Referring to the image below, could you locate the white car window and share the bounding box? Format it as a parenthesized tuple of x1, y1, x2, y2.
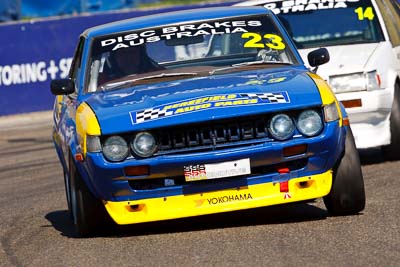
(276, 0, 385, 49)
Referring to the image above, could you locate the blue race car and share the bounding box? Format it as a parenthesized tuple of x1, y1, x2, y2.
(51, 6, 365, 236)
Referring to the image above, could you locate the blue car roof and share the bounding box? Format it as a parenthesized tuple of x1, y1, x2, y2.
(84, 6, 272, 38)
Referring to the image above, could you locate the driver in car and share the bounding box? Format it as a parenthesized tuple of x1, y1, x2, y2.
(98, 45, 164, 85)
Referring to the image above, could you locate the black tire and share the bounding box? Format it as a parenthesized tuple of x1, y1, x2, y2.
(382, 83, 400, 160)
(323, 128, 365, 215)
(69, 156, 113, 237)
(63, 171, 72, 218)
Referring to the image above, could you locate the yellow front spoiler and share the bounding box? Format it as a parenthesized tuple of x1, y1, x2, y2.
(105, 171, 332, 225)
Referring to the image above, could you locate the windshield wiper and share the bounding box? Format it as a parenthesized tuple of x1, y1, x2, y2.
(101, 72, 198, 91)
(210, 60, 293, 75)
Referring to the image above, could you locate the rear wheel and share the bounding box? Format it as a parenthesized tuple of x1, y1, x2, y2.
(69, 156, 113, 237)
(323, 128, 365, 215)
(383, 83, 400, 160)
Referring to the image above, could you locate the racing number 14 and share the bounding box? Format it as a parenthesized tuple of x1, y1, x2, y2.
(242, 33, 286, 50)
(355, 7, 375, 21)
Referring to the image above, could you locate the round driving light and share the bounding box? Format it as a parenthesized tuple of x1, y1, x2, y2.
(131, 132, 157, 158)
(297, 110, 323, 137)
(102, 136, 129, 162)
(269, 114, 295, 140)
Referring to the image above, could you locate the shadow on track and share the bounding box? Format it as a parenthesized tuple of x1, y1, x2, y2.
(45, 202, 329, 238)
(358, 148, 388, 166)
(44, 211, 78, 238)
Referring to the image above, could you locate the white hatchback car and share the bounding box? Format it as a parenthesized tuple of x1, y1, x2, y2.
(237, 0, 400, 158)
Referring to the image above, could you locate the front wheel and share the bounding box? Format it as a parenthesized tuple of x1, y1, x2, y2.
(382, 83, 400, 160)
(69, 156, 113, 237)
(323, 128, 365, 215)
(63, 171, 72, 218)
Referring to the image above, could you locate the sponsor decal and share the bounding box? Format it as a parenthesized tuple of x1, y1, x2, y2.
(207, 193, 253, 205)
(195, 193, 253, 207)
(0, 58, 72, 87)
(184, 164, 207, 181)
(184, 159, 250, 181)
(130, 92, 290, 124)
(244, 77, 287, 85)
(263, 0, 360, 15)
(99, 20, 263, 51)
(194, 199, 206, 207)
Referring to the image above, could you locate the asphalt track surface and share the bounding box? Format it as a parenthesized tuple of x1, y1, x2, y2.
(0, 112, 399, 267)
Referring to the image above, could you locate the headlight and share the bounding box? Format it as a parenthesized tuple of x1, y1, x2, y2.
(103, 136, 129, 162)
(365, 71, 381, 91)
(324, 102, 340, 122)
(131, 132, 158, 158)
(329, 72, 365, 93)
(268, 114, 295, 140)
(297, 110, 323, 137)
(329, 71, 381, 93)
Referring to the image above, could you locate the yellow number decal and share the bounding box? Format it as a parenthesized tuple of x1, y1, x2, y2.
(268, 77, 287, 84)
(355, 7, 375, 21)
(242, 33, 286, 50)
(242, 33, 265, 48)
(264, 34, 286, 50)
(355, 7, 363, 20)
(364, 7, 375, 20)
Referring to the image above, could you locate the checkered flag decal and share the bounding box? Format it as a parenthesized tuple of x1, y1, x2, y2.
(135, 108, 173, 123)
(240, 93, 288, 103)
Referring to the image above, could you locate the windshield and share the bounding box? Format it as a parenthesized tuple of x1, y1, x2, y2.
(272, 0, 385, 49)
(86, 15, 298, 92)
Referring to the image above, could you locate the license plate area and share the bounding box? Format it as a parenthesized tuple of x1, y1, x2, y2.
(184, 158, 251, 182)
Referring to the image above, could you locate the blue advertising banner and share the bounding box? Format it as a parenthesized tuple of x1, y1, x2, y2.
(21, 0, 138, 18)
(0, 2, 239, 116)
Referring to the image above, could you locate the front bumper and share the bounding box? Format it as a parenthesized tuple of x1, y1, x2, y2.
(105, 170, 332, 225)
(336, 89, 392, 148)
(75, 121, 346, 225)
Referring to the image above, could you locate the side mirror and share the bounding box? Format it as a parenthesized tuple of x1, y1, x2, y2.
(50, 79, 75, 95)
(307, 48, 330, 67)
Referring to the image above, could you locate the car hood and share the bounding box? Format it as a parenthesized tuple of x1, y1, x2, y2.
(85, 67, 323, 135)
(299, 43, 380, 80)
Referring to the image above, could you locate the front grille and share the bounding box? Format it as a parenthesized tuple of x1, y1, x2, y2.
(101, 108, 323, 159)
(156, 115, 274, 154)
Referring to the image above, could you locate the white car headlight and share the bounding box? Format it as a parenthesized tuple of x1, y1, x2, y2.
(131, 132, 158, 158)
(365, 71, 381, 91)
(103, 136, 129, 162)
(329, 71, 381, 93)
(268, 114, 295, 140)
(297, 110, 323, 137)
